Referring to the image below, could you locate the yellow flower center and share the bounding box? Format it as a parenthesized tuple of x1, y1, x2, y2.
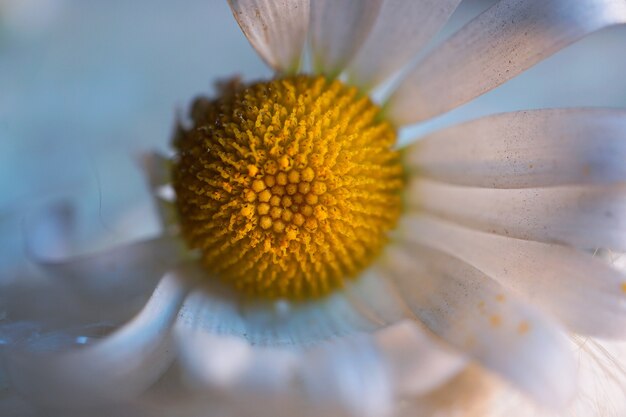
(172, 75, 404, 299)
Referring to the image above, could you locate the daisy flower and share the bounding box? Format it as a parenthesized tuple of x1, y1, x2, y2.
(2, 0, 626, 416)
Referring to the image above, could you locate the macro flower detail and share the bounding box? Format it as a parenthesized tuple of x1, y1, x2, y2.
(2, 1, 626, 417)
(173, 75, 403, 298)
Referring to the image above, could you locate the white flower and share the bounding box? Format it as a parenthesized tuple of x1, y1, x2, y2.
(2, 1, 626, 417)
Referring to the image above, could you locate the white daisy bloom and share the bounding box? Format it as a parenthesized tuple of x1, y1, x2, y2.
(2, 1, 626, 417)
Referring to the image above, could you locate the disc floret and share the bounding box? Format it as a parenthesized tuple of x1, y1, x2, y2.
(173, 75, 404, 299)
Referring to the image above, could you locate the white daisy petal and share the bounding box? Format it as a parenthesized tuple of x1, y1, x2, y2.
(175, 264, 388, 349)
(406, 109, 626, 188)
(410, 179, 626, 251)
(347, 0, 462, 90)
(371, 320, 466, 397)
(3, 272, 187, 408)
(137, 151, 177, 230)
(387, 0, 626, 125)
(35, 235, 185, 306)
(380, 244, 576, 408)
(299, 334, 393, 417)
(175, 328, 298, 393)
(173, 266, 468, 416)
(403, 214, 626, 338)
(309, 0, 383, 78)
(24, 202, 76, 259)
(138, 151, 170, 193)
(228, 0, 310, 73)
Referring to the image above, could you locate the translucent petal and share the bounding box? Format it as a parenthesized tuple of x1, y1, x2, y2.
(137, 151, 177, 231)
(298, 334, 393, 417)
(347, 0, 461, 90)
(35, 235, 186, 307)
(380, 244, 575, 408)
(173, 270, 463, 415)
(23, 202, 75, 259)
(410, 178, 626, 251)
(175, 328, 299, 393)
(3, 273, 187, 408)
(387, 0, 626, 125)
(175, 265, 390, 348)
(371, 320, 466, 397)
(228, 0, 309, 72)
(309, 0, 382, 78)
(405, 109, 626, 188)
(137, 151, 170, 193)
(403, 214, 626, 338)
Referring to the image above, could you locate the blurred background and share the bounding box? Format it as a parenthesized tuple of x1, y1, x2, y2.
(1, 0, 626, 270)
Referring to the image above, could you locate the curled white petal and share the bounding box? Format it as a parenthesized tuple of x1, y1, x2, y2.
(371, 320, 466, 397)
(406, 109, 626, 188)
(403, 214, 626, 338)
(137, 151, 177, 231)
(175, 265, 389, 349)
(34, 235, 186, 307)
(309, 0, 382, 78)
(228, 0, 310, 72)
(348, 0, 461, 90)
(3, 272, 187, 408)
(174, 269, 464, 416)
(410, 178, 626, 251)
(298, 334, 393, 417)
(381, 244, 576, 408)
(176, 327, 298, 393)
(387, 0, 626, 124)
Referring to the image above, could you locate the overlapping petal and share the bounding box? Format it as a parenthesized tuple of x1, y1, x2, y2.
(347, 0, 461, 90)
(3, 272, 187, 408)
(34, 236, 185, 307)
(228, 0, 310, 72)
(309, 0, 382, 78)
(380, 244, 576, 408)
(387, 0, 626, 124)
(403, 214, 626, 338)
(405, 109, 626, 188)
(410, 179, 626, 251)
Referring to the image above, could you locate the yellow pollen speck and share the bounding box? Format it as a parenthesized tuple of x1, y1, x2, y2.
(298, 182, 310, 194)
(259, 189, 272, 203)
(276, 172, 288, 186)
(257, 203, 270, 215)
(244, 189, 256, 202)
(252, 179, 265, 193)
(312, 181, 327, 195)
(490, 315, 502, 327)
(264, 160, 278, 175)
(279, 155, 291, 170)
(270, 195, 281, 207)
(302, 167, 315, 182)
(621, 282, 626, 294)
(293, 213, 305, 227)
(260, 216, 272, 230)
(265, 175, 276, 187)
(240, 204, 254, 218)
(288, 170, 300, 184)
(305, 194, 318, 205)
(518, 321, 531, 335)
(172, 75, 404, 299)
(270, 207, 282, 219)
(496, 294, 506, 302)
(247, 165, 259, 177)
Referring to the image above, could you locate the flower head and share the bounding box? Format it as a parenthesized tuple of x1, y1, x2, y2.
(172, 75, 404, 298)
(2, 1, 626, 417)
